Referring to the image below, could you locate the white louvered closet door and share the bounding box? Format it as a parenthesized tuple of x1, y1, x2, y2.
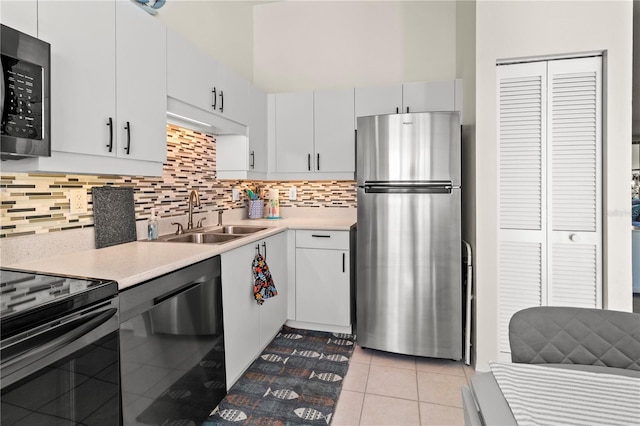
(497, 61, 547, 354)
(496, 57, 602, 358)
(548, 57, 602, 308)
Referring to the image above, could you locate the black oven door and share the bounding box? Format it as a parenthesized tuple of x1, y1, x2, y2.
(1, 299, 120, 426)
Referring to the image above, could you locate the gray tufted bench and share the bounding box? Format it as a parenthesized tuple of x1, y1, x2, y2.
(462, 307, 640, 425)
(509, 306, 640, 370)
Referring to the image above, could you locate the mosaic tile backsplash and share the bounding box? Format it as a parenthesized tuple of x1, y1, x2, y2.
(1, 125, 356, 238)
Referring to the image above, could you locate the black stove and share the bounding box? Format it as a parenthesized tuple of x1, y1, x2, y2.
(0, 268, 118, 338)
(0, 268, 121, 425)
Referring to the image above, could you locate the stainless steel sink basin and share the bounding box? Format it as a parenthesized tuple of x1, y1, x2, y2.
(214, 225, 268, 235)
(162, 233, 242, 244)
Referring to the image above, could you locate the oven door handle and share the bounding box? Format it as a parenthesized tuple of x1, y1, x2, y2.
(1, 306, 117, 374)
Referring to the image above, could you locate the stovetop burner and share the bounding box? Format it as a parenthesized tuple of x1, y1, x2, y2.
(0, 268, 117, 338)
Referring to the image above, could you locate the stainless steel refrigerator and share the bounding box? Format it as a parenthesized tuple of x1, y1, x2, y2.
(356, 111, 462, 360)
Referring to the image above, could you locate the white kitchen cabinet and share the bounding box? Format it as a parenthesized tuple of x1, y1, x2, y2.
(217, 62, 249, 126)
(257, 232, 288, 347)
(402, 80, 455, 113)
(248, 84, 268, 175)
(1, 0, 38, 37)
(354, 84, 403, 118)
(273, 89, 355, 177)
(3, 0, 166, 176)
(167, 29, 248, 126)
(221, 232, 288, 388)
(167, 29, 218, 116)
(115, 0, 167, 163)
(314, 88, 355, 173)
(355, 80, 462, 123)
(274, 91, 315, 173)
(293, 230, 351, 332)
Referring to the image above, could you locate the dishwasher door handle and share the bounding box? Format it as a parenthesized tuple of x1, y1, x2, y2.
(153, 278, 207, 305)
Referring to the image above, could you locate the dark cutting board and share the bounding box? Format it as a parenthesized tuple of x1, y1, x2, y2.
(92, 186, 137, 249)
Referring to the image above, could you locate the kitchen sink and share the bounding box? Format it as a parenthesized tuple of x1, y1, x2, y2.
(214, 225, 268, 235)
(162, 233, 243, 244)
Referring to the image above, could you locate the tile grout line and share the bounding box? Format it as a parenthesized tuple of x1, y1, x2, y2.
(357, 362, 372, 425)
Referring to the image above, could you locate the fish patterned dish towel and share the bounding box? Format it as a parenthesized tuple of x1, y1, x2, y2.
(253, 254, 277, 305)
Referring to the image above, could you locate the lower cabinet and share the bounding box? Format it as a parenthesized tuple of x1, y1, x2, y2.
(293, 230, 351, 332)
(221, 231, 287, 388)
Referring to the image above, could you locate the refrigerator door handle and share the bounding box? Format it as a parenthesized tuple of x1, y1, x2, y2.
(363, 183, 453, 194)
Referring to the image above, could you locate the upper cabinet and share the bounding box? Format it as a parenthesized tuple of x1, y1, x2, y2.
(354, 84, 403, 118)
(115, 0, 167, 164)
(217, 62, 249, 126)
(167, 30, 248, 126)
(167, 30, 218, 115)
(1, 0, 38, 37)
(272, 89, 355, 178)
(313, 88, 355, 173)
(248, 85, 268, 175)
(2, 0, 167, 176)
(274, 91, 314, 173)
(402, 80, 456, 113)
(355, 79, 462, 125)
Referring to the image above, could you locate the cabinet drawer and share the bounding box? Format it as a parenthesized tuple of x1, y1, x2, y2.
(296, 230, 349, 250)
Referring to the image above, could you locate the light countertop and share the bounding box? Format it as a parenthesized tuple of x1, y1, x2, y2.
(6, 214, 356, 290)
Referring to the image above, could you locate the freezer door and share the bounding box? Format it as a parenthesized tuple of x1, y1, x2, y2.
(356, 112, 461, 186)
(356, 188, 462, 359)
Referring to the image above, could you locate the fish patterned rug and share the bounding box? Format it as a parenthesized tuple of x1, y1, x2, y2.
(203, 325, 355, 425)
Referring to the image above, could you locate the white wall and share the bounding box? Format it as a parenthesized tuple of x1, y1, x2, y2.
(253, 1, 457, 93)
(474, 0, 633, 370)
(156, 0, 261, 81)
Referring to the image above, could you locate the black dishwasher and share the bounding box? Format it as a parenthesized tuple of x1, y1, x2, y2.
(119, 256, 225, 426)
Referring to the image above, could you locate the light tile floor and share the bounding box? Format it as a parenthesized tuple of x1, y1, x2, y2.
(333, 345, 475, 426)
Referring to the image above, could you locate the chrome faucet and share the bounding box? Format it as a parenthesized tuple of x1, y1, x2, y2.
(187, 189, 201, 230)
(217, 209, 224, 226)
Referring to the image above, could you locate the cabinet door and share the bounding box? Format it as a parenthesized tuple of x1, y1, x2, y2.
(217, 62, 249, 125)
(249, 85, 268, 173)
(259, 233, 288, 347)
(354, 85, 402, 121)
(38, 1, 116, 157)
(1, 0, 38, 37)
(314, 88, 355, 173)
(275, 91, 314, 172)
(221, 243, 261, 388)
(295, 248, 350, 327)
(115, 0, 167, 162)
(402, 81, 455, 113)
(167, 28, 218, 113)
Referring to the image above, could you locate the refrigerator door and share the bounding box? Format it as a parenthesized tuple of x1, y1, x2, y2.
(356, 187, 462, 359)
(356, 112, 460, 186)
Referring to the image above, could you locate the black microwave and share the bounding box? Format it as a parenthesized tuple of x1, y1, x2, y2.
(0, 24, 50, 159)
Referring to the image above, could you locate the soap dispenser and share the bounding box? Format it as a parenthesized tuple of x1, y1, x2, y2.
(148, 208, 159, 240)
